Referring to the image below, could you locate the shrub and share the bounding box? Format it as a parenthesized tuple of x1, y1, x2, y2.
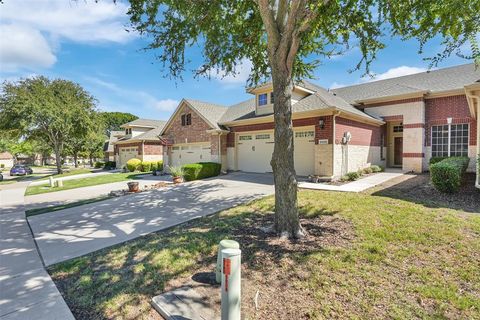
(140, 161, 153, 172)
(157, 160, 164, 171)
(182, 162, 221, 181)
(0, 164, 4, 169)
(168, 165, 185, 178)
(429, 157, 447, 165)
(103, 161, 116, 170)
(370, 165, 383, 173)
(345, 171, 360, 181)
(363, 167, 373, 174)
(430, 157, 469, 193)
(94, 161, 104, 169)
(126, 158, 142, 172)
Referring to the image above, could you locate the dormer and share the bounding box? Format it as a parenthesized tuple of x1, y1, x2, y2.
(247, 82, 314, 116)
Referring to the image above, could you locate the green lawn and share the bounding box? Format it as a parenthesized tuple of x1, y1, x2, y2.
(49, 178, 480, 319)
(38, 168, 93, 180)
(25, 172, 148, 196)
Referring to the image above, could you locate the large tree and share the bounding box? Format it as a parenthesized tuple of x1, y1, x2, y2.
(126, 0, 479, 238)
(99, 111, 138, 136)
(0, 77, 98, 174)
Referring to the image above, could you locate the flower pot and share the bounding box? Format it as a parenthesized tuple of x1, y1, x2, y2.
(127, 181, 140, 192)
(172, 176, 182, 184)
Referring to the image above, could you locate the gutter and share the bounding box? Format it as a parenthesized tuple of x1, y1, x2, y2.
(332, 111, 340, 178)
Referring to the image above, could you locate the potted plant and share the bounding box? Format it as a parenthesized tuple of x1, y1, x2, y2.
(127, 181, 140, 192)
(168, 165, 185, 184)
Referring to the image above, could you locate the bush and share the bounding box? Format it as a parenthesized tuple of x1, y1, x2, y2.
(157, 160, 164, 171)
(140, 161, 153, 172)
(370, 165, 383, 173)
(429, 157, 447, 165)
(126, 158, 142, 172)
(430, 157, 469, 193)
(344, 171, 360, 181)
(94, 161, 104, 169)
(0, 164, 4, 169)
(103, 161, 116, 170)
(182, 162, 221, 181)
(363, 167, 373, 174)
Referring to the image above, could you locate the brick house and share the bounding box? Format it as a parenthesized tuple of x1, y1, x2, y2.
(112, 119, 166, 169)
(155, 63, 479, 187)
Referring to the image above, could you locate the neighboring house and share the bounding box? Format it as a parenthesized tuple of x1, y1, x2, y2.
(158, 63, 479, 185)
(104, 130, 124, 162)
(0, 152, 14, 168)
(113, 119, 167, 169)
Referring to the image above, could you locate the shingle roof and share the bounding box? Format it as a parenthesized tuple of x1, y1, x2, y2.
(134, 125, 166, 141)
(332, 63, 480, 103)
(219, 98, 256, 123)
(122, 118, 166, 128)
(104, 130, 124, 152)
(0, 151, 13, 160)
(185, 99, 228, 129)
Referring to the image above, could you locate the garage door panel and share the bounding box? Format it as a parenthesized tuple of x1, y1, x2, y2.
(237, 132, 274, 173)
(171, 144, 211, 166)
(294, 129, 315, 176)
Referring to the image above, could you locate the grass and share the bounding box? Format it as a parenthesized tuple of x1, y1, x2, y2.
(25, 172, 148, 196)
(49, 184, 480, 319)
(38, 168, 93, 180)
(25, 195, 113, 217)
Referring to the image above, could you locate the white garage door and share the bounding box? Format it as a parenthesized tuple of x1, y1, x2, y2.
(119, 147, 138, 166)
(294, 128, 315, 176)
(236, 128, 315, 176)
(171, 144, 211, 166)
(237, 132, 274, 173)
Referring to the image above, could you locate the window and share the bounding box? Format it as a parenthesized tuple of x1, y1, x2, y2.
(431, 123, 468, 157)
(270, 92, 274, 104)
(181, 114, 191, 126)
(258, 93, 268, 106)
(239, 135, 252, 141)
(295, 131, 315, 138)
(255, 134, 270, 140)
(393, 125, 403, 133)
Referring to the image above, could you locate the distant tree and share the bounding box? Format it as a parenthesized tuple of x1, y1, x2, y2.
(0, 76, 97, 174)
(126, 0, 479, 238)
(99, 112, 138, 136)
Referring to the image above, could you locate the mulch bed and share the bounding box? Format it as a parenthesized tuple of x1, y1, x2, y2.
(165, 212, 355, 319)
(373, 173, 480, 213)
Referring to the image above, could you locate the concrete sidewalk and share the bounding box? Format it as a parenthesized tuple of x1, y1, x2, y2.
(28, 172, 274, 266)
(298, 171, 406, 192)
(25, 175, 171, 211)
(29, 169, 120, 186)
(0, 182, 74, 320)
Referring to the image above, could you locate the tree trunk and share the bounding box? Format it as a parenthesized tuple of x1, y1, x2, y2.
(89, 155, 93, 167)
(74, 152, 78, 168)
(270, 70, 303, 238)
(54, 146, 63, 174)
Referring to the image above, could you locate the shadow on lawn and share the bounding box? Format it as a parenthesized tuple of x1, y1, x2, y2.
(49, 201, 345, 319)
(372, 173, 480, 213)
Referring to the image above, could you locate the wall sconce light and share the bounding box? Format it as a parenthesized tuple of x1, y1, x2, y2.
(319, 119, 325, 129)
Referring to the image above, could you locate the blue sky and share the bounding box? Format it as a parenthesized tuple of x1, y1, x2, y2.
(0, 0, 473, 121)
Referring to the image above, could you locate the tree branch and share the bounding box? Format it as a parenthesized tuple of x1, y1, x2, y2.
(257, 0, 281, 52)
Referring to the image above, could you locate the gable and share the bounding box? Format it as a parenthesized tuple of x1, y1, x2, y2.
(162, 102, 213, 144)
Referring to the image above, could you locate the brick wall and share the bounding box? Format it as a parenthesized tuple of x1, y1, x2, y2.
(229, 116, 333, 145)
(163, 104, 212, 144)
(425, 95, 477, 146)
(143, 142, 163, 155)
(335, 117, 382, 146)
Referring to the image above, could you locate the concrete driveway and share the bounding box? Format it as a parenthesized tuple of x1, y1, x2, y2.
(28, 172, 274, 266)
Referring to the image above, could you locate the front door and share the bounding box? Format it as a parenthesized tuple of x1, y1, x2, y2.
(394, 137, 403, 166)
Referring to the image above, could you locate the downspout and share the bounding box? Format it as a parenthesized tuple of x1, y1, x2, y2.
(332, 111, 341, 178)
(141, 140, 145, 161)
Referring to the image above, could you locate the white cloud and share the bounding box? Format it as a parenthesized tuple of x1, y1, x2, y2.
(329, 82, 348, 89)
(154, 99, 179, 112)
(363, 66, 428, 82)
(213, 59, 253, 85)
(84, 76, 177, 113)
(0, 24, 56, 72)
(0, 0, 134, 72)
